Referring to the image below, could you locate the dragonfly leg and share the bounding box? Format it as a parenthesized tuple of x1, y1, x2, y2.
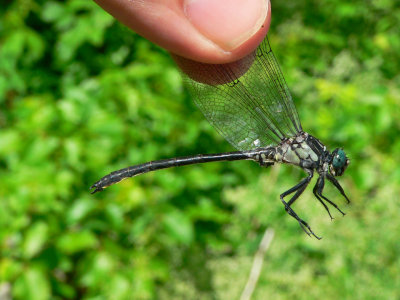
(313, 176, 345, 217)
(280, 170, 321, 239)
(313, 176, 334, 220)
(326, 173, 350, 204)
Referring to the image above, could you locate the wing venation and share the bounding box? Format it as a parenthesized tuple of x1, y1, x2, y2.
(180, 36, 302, 151)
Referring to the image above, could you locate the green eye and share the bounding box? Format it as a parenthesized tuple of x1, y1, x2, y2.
(333, 149, 346, 169)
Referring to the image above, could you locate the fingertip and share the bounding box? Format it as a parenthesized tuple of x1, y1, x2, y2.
(175, 0, 271, 64)
(172, 1, 270, 78)
(223, 1, 271, 63)
(184, 0, 269, 51)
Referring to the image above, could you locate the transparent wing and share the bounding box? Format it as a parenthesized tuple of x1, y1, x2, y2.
(179, 36, 302, 151)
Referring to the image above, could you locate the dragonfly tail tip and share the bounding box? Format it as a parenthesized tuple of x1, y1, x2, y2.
(90, 183, 103, 194)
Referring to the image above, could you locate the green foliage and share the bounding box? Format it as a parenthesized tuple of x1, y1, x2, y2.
(1, 0, 400, 299)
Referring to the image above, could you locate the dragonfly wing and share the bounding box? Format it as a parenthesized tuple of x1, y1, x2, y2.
(179, 36, 302, 151)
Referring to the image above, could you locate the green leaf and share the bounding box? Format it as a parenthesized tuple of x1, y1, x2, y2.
(66, 198, 96, 224)
(41, 2, 66, 22)
(22, 222, 49, 258)
(57, 231, 98, 254)
(163, 210, 194, 245)
(13, 266, 50, 300)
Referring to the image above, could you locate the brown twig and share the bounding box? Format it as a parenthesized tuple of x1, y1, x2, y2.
(240, 228, 275, 300)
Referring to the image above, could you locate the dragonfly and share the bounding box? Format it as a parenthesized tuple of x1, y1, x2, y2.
(90, 36, 350, 239)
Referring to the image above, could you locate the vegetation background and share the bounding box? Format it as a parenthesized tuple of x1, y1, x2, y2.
(1, 0, 400, 299)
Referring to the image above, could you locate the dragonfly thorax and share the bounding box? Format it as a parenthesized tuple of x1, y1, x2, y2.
(274, 132, 323, 170)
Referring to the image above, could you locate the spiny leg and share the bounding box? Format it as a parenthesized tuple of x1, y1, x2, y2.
(280, 170, 321, 239)
(284, 184, 321, 239)
(281, 182, 309, 233)
(315, 176, 346, 216)
(313, 177, 334, 220)
(313, 175, 346, 218)
(326, 173, 350, 204)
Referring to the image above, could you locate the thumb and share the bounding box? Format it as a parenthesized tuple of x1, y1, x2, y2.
(94, 0, 270, 64)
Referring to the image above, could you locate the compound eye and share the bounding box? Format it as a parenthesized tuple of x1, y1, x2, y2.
(332, 149, 346, 169)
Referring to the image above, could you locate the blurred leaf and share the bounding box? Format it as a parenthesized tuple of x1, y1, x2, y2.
(66, 198, 96, 225)
(41, 2, 66, 22)
(104, 203, 124, 229)
(22, 222, 49, 258)
(13, 267, 50, 300)
(163, 210, 194, 245)
(57, 231, 98, 254)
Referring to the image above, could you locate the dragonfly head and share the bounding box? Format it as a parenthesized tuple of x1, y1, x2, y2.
(329, 148, 350, 176)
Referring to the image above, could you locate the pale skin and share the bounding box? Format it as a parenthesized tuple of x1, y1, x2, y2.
(94, 0, 271, 65)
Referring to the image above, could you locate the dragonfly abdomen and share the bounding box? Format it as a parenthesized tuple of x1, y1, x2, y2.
(91, 151, 253, 193)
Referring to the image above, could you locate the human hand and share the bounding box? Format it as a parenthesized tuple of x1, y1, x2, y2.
(94, 0, 270, 64)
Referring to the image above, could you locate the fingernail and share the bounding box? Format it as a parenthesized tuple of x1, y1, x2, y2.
(184, 0, 268, 51)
